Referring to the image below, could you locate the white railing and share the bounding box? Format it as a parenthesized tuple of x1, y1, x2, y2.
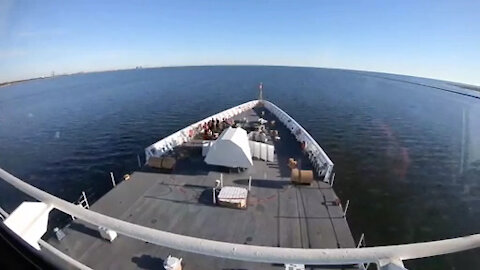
(1, 168, 479, 269)
(145, 99, 334, 182)
(263, 101, 334, 182)
(145, 100, 259, 161)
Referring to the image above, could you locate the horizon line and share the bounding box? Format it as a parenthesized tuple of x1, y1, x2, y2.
(1, 64, 479, 89)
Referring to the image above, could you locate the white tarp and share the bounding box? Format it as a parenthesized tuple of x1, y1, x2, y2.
(217, 186, 248, 203)
(205, 127, 253, 168)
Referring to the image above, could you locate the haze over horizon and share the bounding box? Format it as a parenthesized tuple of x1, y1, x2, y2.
(1, 1, 479, 86)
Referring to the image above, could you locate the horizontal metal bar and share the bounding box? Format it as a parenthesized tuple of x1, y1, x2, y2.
(1, 167, 479, 265)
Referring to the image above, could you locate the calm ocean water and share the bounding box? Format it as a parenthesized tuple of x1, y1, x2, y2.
(0, 66, 478, 269)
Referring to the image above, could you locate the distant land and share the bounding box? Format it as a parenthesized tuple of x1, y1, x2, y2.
(1, 66, 479, 94)
(0, 68, 141, 88)
(450, 82, 480, 92)
(0, 76, 49, 88)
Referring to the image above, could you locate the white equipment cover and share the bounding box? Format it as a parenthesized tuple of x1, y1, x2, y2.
(249, 141, 275, 162)
(4, 202, 52, 250)
(205, 127, 253, 168)
(202, 141, 214, 157)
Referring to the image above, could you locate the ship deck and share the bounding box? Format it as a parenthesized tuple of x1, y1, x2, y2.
(44, 107, 356, 270)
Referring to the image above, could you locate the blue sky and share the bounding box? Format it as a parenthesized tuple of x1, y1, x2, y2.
(1, 1, 479, 85)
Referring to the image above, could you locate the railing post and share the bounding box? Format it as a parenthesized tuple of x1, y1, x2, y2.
(220, 173, 223, 188)
(248, 176, 252, 191)
(110, 172, 116, 187)
(82, 191, 89, 209)
(137, 154, 142, 168)
(343, 200, 350, 217)
(212, 188, 216, 204)
(357, 233, 365, 248)
(330, 172, 336, 187)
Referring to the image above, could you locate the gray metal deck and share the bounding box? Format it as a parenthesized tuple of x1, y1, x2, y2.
(44, 107, 356, 270)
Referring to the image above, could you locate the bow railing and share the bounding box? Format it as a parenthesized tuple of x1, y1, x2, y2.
(0, 168, 479, 269)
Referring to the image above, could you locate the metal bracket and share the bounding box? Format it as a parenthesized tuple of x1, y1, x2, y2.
(378, 258, 408, 270)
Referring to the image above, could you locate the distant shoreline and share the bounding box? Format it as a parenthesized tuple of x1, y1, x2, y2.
(1, 66, 479, 92)
(449, 82, 480, 92)
(0, 77, 47, 88)
(0, 68, 137, 88)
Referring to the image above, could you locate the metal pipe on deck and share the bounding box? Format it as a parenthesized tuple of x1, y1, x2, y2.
(1, 167, 479, 266)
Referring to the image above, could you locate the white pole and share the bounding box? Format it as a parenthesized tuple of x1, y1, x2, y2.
(220, 173, 223, 188)
(212, 188, 216, 204)
(343, 200, 350, 217)
(110, 172, 116, 187)
(137, 154, 142, 168)
(248, 176, 252, 191)
(357, 233, 365, 248)
(330, 173, 336, 187)
(82, 191, 89, 209)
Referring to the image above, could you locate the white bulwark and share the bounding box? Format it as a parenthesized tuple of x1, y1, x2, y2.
(205, 127, 253, 168)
